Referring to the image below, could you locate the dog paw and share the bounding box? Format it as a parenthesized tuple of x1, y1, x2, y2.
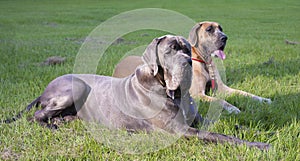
(262, 98, 272, 104)
(253, 96, 272, 104)
(229, 108, 241, 114)
(224, 103, 241, 114)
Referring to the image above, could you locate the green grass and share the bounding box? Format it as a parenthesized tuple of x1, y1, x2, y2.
(0, 0, 299, 160)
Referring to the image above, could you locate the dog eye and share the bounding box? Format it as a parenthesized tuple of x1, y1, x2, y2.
(206, 26, 213, 32)
(182, 47, 190, 54)
(170, 43, 179, 50)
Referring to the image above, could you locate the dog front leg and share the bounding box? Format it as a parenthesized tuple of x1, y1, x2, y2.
(198, 92, 241, 114)
(218, 83, 272, 104)
(214, 68, 272, 104)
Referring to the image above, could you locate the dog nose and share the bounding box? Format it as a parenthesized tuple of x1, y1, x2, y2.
(221, 35, 228, 42)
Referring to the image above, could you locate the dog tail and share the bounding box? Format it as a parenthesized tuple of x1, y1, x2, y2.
(2, 96, 41, 124)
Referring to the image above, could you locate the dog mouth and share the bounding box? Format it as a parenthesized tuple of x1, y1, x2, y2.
(166, 89, 175, 99)
(211, 50, 226, 60)
(165, 78, 181, 99)
(166, 88, 181, 100)
(211, 45, 226, 60)
(164, 64, 192, 100)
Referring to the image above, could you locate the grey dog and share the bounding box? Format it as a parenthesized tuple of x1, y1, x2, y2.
(5, 35, 269, 150)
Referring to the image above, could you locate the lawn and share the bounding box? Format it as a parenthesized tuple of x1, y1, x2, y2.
(0, 0, 299, 160)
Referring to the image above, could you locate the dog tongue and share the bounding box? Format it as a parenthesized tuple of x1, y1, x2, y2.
(213, 50, 226, 60)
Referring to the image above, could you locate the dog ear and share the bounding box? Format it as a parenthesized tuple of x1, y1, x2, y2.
(177, 36, 191, 53)
(142, 36, 165, 76)
(188, 23, 202, 47)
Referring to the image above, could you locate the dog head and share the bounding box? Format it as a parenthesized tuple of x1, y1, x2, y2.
(189, 21, 227, 60)
(142, 35, 192, 99)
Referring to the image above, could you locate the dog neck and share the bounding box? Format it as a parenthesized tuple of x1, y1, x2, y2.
(191, 46, 217, 93)
(191, 46, 212, 64)
(191, 57, 206, 64)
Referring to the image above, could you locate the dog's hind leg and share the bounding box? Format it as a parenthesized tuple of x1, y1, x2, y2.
(184, 127, 270, 150)
(34, 95, 74, 126)
(33, 75, 91, 127)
